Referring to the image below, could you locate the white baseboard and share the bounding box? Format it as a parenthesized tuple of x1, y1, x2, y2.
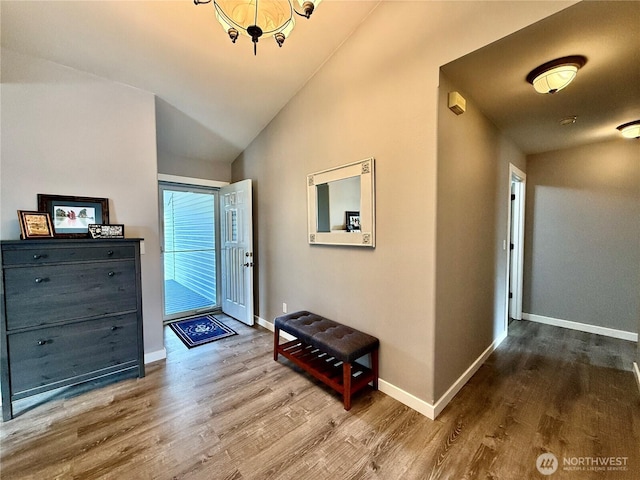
(256, 315, 273, 332)
(431, 328, 508, 418)
(634, 362, 640, 393)
(378, 379, 436, 419)
(256, 315, 295, 340)
(144, 347, 167, 364)
(261, 315, 507, 420)
(256, 315, 272, 331)
(523, 313, 638, 342)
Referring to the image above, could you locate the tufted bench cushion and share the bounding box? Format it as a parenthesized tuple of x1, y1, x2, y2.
(274, 310, 379, 410)
(274, 311, 379, 363)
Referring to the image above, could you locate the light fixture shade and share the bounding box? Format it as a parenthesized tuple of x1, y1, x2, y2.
(617, 120, 640, 139)
(279, 14, 296, 38)
(214, 0, 294, 36)
(196, 0, 319, 53)
(531, 65, 578, 94)
(214, 7, 236, 34)
(526, 55, 587, 94)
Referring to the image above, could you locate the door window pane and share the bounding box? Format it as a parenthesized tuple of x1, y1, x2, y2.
(162, 186, 218, 318)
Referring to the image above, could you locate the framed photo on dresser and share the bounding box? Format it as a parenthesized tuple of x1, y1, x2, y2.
(38, 194, 109, 238)
(17, 210, 54, 239)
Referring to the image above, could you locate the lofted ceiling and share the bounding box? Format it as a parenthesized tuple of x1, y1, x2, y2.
(1, 0, 380, 164)
(441, 0, 640, 155)
(1, 1, 638, 163)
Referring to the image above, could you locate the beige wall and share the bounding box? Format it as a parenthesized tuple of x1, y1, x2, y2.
(524, 139, 640, 334)
(435, 73, 526, 399)
(0, 49, 165, 358)
(232, 2, 570, 405)
(157, 150, 231, 182)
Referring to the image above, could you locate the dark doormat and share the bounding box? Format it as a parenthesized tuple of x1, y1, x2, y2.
(169, 315, 237, 348)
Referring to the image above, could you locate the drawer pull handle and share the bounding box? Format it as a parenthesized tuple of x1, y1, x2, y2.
(33, 254, 42, 259)
(107, 250, 114, 256)
(111, 326, 118, 331)
(108, 271, 115, 277)
(37, 340, 47, 346)
(34, 277, 46, 283)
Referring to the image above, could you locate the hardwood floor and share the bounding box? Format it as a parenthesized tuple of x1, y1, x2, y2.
(1, 317, 638, 479)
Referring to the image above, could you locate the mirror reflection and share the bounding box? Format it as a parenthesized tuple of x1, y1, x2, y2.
(316, 176, 360, 232)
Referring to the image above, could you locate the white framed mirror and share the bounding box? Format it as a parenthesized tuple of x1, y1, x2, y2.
(307, 157, 375, 247)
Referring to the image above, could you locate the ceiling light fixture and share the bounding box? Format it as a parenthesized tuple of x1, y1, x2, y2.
(526, 55, 587, 94)
(194, 0, 321, 55)
(617, 120, 640, 139)
(559, 115, 577, 126)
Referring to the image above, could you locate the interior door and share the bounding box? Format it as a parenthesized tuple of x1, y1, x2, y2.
(508, 167, 526, 322)
(220, 179, 254, 325)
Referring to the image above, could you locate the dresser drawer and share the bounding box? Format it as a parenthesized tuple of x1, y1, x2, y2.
(8, 314, 139, 395)
(2, 244, 135, 266)
(4, 260, 137, 330)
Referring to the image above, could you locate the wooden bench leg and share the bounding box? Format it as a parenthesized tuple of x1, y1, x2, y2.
(372, 349, 379, 390)
(343, 362, 352, 410)
(273, 327, 280, 361)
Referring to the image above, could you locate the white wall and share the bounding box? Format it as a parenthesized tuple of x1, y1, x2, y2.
(1, 48, 164, 358)
(233, 1, 572, 408)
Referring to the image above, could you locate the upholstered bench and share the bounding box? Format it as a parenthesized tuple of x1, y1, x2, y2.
(273, 310, 379, 410)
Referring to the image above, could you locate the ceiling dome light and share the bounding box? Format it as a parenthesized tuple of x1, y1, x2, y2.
(526, 55, 587, 94)
(559, 115, 577, 126)
(195, 0, 321, 55)
(617, 120, 640, 139)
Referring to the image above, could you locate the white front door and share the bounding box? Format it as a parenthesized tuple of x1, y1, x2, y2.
(220, 179, 254, 325)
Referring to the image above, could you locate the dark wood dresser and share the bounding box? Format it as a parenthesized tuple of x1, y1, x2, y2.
(0, 239, 145, 420)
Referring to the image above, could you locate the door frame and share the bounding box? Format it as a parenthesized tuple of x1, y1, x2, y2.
(158, 174, 228, 323)
(506, 164, 526, 328)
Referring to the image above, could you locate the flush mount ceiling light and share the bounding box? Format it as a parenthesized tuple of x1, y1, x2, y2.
(617, 120, 640, 139)
(194, 0, 321, 55)
(526, 55, 587, 94)
(559, 115, 577, 126)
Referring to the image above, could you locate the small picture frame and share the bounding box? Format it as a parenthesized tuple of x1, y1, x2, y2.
(17, 210, 54, 239)
(345, 211, 361, 232)
(88, 224, 124, 239)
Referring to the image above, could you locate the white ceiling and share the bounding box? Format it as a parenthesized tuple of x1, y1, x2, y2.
(441, 0, 640, 154)
(2, 1, 638, 162)
(1, 0, 380, 164)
